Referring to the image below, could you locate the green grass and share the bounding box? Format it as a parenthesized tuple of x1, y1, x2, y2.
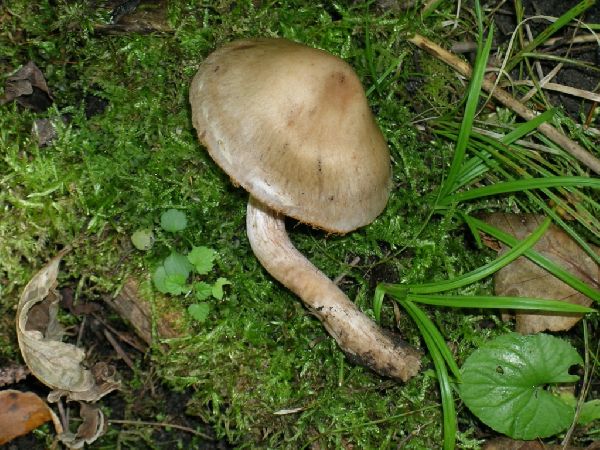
(1, 1, 598, 449)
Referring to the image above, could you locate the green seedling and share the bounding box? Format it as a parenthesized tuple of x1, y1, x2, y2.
(131, 228, 155, 251)
(160, 208, 188, 232)
(152, 211, 230, 322)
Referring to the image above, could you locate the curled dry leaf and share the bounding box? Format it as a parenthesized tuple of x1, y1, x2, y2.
(16, 252, 120, 402)
(483, 213, 599, 333)
(0, 61, 53, 112)
(58, 402, 107, 449)
(0, 389, 63, 445)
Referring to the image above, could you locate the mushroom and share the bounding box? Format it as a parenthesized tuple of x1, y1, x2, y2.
(189, 38, 420, 381)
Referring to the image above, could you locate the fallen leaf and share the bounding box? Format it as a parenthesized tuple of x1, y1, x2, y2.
(483, 213, 598, 333)
(103, 277, 181, 346)
(0, 61, 53, 111)
(0, 364, 30, 387)
(16, 252, 120, 402)
(58, 402, 107, 449)
(0, 390, 63, 445)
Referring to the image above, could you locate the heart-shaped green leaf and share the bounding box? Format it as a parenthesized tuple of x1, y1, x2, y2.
(459, 333, 582, 440)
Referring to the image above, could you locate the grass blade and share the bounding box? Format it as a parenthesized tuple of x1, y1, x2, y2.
(439, 28, 494, 199)
(466, 216, 600, 302)
(500, 109, 556, 145)
(438, 176, 600, 205)
(400, 300, 457, 449)
(406, 294, 596, 313)
(506, 0, 596, 72)
(407, 217, 552, 294)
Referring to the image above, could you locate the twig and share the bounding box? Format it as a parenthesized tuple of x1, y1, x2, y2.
(519, 63, 562, 103)
(512, 80, 600, 103)
(408, 33, 600, 175)
(103, 328, 136, 370)
(108, 419, 215, 440)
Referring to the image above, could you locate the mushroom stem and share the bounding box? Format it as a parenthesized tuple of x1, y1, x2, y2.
(246, 197, 421, 382)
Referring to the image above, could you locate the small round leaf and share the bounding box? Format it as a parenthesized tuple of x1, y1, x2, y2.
(164, 252, 193, 279)
(131, 229, 155, 251)
(160, 209, 187, 232)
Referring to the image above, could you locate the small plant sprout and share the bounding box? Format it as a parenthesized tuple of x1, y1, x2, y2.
(152, 211, 229, 322)
(160, 208, 187, 232)
(131, 229, 155, 251)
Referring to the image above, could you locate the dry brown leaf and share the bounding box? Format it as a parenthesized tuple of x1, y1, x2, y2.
(0, 61, 52, 111)
(58, 402, 107, 449)
(16, 252, 120, 402)
(0, 389, 63, 445)
(483, 213, 599, 334)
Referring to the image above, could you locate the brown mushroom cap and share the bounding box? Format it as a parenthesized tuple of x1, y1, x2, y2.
(190, 38, 391, 233)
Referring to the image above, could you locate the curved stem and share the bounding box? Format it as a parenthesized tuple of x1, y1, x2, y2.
(246, 196, 421, 382)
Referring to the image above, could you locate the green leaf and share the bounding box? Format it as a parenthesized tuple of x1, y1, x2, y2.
(579, 399, 600, 425)
(152, 266, 169, 293)
(505, 0, 596, 72)
(160, 209, 187, 232)
(500, 109, 556, 145)
(187, 246, 216, 275)
(164, 251, 194, 279)
(211, 277, 231, 300)
(438, 23, 494, 200)
(460, 333, 582, 440)
(194, 281, 212, 301)
(152, 266, 189, 295)
(399, 300, 458, 449)
(188, 303, 210, 322)
(164, 273, 190, 295)
(131, 228, 155, 251)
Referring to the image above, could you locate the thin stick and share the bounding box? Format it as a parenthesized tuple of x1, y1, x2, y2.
(408, 33, 600, 175)
(109, 419, 215, 440)
(513, 80, 600, 103)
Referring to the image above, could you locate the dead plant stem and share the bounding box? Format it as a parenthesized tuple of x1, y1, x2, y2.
(408, 33, 600, 175)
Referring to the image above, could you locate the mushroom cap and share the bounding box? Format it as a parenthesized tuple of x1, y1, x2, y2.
(190, 38, 391, 233)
